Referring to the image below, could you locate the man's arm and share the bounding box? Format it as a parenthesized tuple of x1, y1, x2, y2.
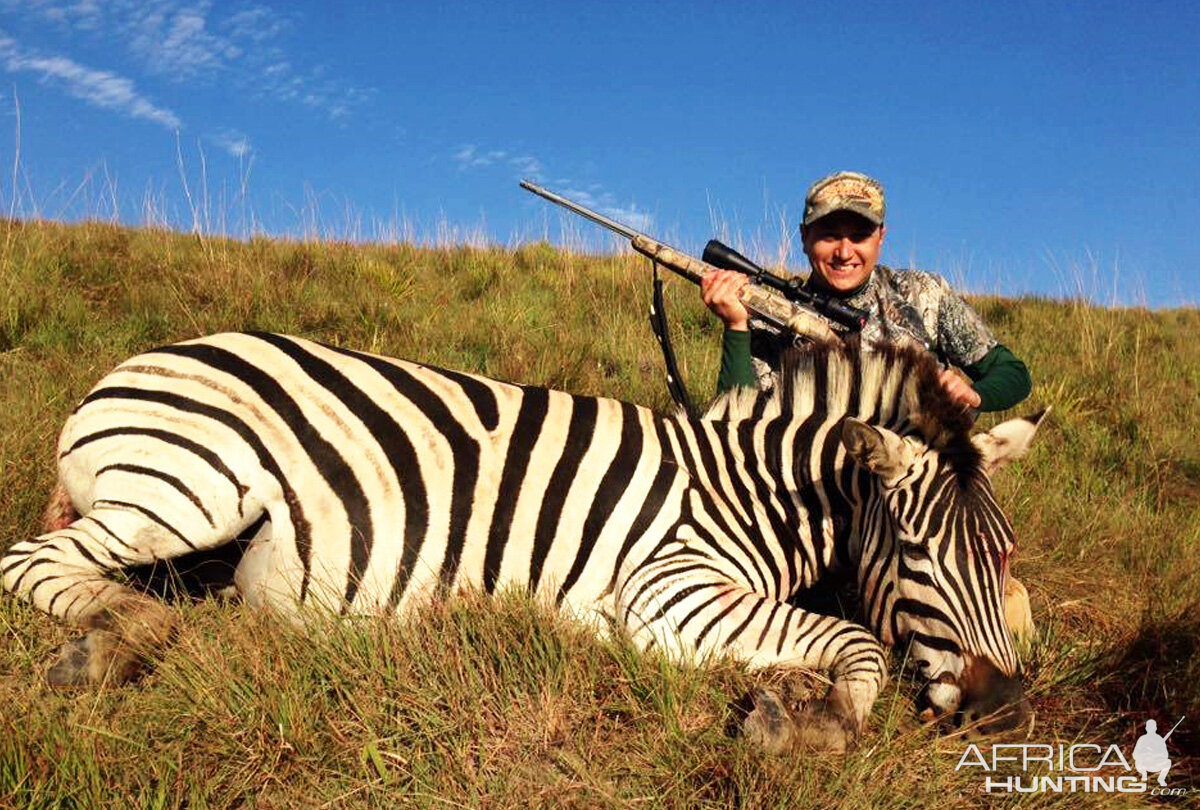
(716, 327, 757, 392)
(928, 275, 1032, 412)
(961, 344, 1032, 412)
(703, 270, 758, 392)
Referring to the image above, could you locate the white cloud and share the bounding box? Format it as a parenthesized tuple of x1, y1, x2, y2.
(212, 129, 251, 158)
(116, 1, 273, 81)
(5, 0, 103, 28)
(224, 7, 286, 44)
(601, 204, 653, 232)
(561, 187, 598, 207)
(453, 144, 504, 169)
(130, 3, 231, 78)
(0, 33, 181, 130)
(2, 1, 369, 122)
(453, 145, 548, 180)
(510, 155, 543, 179)
(454, 145, 645, 229)
(550, 185, 653, 230)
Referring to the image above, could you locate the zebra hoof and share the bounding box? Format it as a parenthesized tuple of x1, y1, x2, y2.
(46, 634, 95, 687)
(792, 699, 854, 754)
(45, 625, 159, 687)
(742, 688, 796, 755)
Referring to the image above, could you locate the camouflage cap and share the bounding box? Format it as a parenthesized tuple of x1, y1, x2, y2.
(802, 171, 886, 227)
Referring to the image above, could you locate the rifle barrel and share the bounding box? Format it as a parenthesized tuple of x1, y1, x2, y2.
(520, 180, 642, 242)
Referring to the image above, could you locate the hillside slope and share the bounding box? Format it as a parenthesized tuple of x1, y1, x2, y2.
(1, 219, 1197, 808)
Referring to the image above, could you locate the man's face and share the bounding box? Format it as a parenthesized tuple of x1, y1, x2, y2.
(802, 211, 886, 293)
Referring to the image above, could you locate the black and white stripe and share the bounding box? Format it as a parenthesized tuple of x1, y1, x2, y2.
(2, 332, 1041, 730)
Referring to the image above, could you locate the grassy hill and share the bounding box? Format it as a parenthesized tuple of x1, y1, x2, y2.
(1, 219, 1198, 808)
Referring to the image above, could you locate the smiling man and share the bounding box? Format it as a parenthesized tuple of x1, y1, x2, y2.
(701, 171, 1032, 412)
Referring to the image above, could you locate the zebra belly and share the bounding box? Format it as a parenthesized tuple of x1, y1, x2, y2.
(57, 332, 679, 623)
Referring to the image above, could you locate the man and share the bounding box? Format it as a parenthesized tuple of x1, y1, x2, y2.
(701, 171, 1031, 412)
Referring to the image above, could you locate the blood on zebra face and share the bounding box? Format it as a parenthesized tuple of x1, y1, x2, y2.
(841, 412, 1046, 731)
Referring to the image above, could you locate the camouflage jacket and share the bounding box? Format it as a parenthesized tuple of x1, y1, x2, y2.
(747, 265, 997, 390)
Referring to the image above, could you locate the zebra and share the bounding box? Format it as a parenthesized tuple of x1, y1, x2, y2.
(1, 331, 1044, 752)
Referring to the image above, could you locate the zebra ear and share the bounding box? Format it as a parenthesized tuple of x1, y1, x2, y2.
(841, 418, 913, 485)
(972, 409, 1049, 476)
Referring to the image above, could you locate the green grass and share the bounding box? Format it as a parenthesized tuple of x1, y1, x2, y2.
(1, 218, 1198, 808)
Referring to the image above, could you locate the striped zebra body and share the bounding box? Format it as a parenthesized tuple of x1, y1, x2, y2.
(2, 331, 1043, 744)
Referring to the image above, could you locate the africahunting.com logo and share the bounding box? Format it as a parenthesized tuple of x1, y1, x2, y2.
(957, 716, 1188, 796)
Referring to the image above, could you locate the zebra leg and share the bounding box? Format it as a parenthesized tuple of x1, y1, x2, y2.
(1, 502, 215, 686)
(617, 557, 887, 754)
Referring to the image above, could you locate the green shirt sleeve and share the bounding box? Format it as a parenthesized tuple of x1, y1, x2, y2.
(716, 327, 757, 393)
(962, 343, 1032, 412)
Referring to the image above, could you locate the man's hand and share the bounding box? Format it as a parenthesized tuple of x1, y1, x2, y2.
(701, 269, 751, 331)
(938, 369, 982, 410)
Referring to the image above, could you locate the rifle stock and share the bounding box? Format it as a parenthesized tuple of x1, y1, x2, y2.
(520, 180, 840, 342)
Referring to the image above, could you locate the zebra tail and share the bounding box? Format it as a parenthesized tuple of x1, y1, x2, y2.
(41, 483, 79, 534)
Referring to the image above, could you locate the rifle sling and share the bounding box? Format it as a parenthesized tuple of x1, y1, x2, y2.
(649, 263, 699, 418)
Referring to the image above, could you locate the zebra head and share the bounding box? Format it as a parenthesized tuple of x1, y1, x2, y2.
(841, 411, 1046, 732)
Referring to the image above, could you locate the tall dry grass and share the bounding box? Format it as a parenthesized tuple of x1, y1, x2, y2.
(0, 217, 1197, 808)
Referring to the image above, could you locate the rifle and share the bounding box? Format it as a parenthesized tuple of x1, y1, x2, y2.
(520, 180, 870, 414)
(520, 180, 867, 340)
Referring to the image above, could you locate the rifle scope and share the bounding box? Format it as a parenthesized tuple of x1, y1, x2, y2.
(701, 240, 868, 332)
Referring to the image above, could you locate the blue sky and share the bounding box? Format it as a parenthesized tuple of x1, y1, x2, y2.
(0, 0, 1196, 307)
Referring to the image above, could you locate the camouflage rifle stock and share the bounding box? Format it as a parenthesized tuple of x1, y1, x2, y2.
(519, 180, 850, 342)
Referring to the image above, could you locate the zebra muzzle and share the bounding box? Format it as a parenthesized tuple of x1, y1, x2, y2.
(955, 657, 1030, 736)
(916, 671, 963, 723)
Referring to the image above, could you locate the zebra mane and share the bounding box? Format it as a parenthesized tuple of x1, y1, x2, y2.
(703, 335, 984, 483)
